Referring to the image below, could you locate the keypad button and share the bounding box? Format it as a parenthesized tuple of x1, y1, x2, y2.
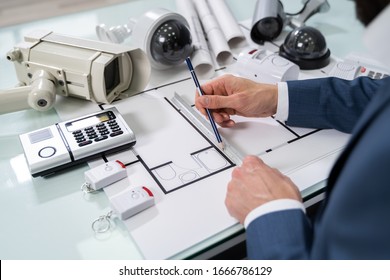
(109, 124, 120, 130)
(375, 72, 383, 79)
(110, 131, 123, 137)
(111, 127, 122, 132)
(78, 140, 93, 146)
(95, 136, 108, 142)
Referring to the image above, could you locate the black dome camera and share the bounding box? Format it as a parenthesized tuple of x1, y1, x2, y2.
(151, 19, 193, 67)
(279, 26, 330, 70)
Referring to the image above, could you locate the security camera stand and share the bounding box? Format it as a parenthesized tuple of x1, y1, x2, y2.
(0, 70, 56, 115)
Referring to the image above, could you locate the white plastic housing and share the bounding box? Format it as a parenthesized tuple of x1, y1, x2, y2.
(6, 30, 151, 105)
(130, 8, 190, 70)
(236, 48, 299, 84)
(110, 186, 155, 220)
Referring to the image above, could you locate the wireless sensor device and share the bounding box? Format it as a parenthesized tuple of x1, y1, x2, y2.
(109, 186, 155, 220)
(19, 107, 136, 177)
(328, 53, 389, 80)
(84, 160, 127, 191)
(91, 185, 155, 233)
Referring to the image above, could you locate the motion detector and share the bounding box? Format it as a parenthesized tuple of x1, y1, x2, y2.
(236, 48, 299, 84)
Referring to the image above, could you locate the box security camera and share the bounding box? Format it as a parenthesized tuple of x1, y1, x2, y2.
(1, 30, 151, 114)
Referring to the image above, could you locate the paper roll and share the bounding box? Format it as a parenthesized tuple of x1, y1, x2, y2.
(193, 0, 233, 66)
(206, 0, 246, 48)
(176, 0, 215, 78)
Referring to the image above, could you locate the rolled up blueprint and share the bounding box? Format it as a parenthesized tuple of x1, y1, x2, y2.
(206, 0, 246, 48)
(192, 0, 233, 66)
(176, 0, 215, 79)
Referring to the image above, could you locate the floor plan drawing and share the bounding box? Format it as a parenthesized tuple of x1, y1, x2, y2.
(54, 58, 351, 260)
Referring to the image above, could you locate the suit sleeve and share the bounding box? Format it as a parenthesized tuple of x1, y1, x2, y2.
(286, 76, 390, 133)
(246, 209, 313, 259)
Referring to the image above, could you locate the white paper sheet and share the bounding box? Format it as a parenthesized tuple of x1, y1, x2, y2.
(55, 88, 349, 260)
(53, 20, 351, 259)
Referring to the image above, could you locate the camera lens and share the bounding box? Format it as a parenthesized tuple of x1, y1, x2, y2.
(104, 57, 120, 94)
(150, 19, 192, 66)
(252, 17, 283, 42)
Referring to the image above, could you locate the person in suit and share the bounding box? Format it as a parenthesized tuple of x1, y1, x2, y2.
(194, 0, 390, 259)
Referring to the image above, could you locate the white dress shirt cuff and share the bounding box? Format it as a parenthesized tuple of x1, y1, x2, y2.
(244, 199, 305, 229)
(274, 82, 289, 122)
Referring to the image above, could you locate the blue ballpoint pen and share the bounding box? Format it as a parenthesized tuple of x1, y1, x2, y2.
(185, 57, 225, 151)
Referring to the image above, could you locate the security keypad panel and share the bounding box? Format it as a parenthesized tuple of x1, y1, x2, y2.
(19, 107, 136, 177)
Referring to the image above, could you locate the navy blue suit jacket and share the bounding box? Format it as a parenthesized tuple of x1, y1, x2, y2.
(246, 77, 390, 259)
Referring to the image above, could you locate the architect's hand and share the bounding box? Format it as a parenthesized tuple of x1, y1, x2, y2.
(225, 155, 302, 224)
(195, 74, 278, 127)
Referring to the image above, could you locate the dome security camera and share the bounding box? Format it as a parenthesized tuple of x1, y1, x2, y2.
(279, 26, 331, 70)
(96, 8, 193, 70)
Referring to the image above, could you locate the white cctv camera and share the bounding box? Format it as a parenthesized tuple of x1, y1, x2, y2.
(96, 8, 193, 70)
(1, 30, 151, 114)
(250, 0, 330, 44)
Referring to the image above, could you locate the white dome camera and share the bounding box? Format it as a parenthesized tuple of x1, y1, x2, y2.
(96, 8, 193, 70)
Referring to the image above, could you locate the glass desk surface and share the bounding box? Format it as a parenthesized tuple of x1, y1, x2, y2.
(0, 0, 365, 259)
